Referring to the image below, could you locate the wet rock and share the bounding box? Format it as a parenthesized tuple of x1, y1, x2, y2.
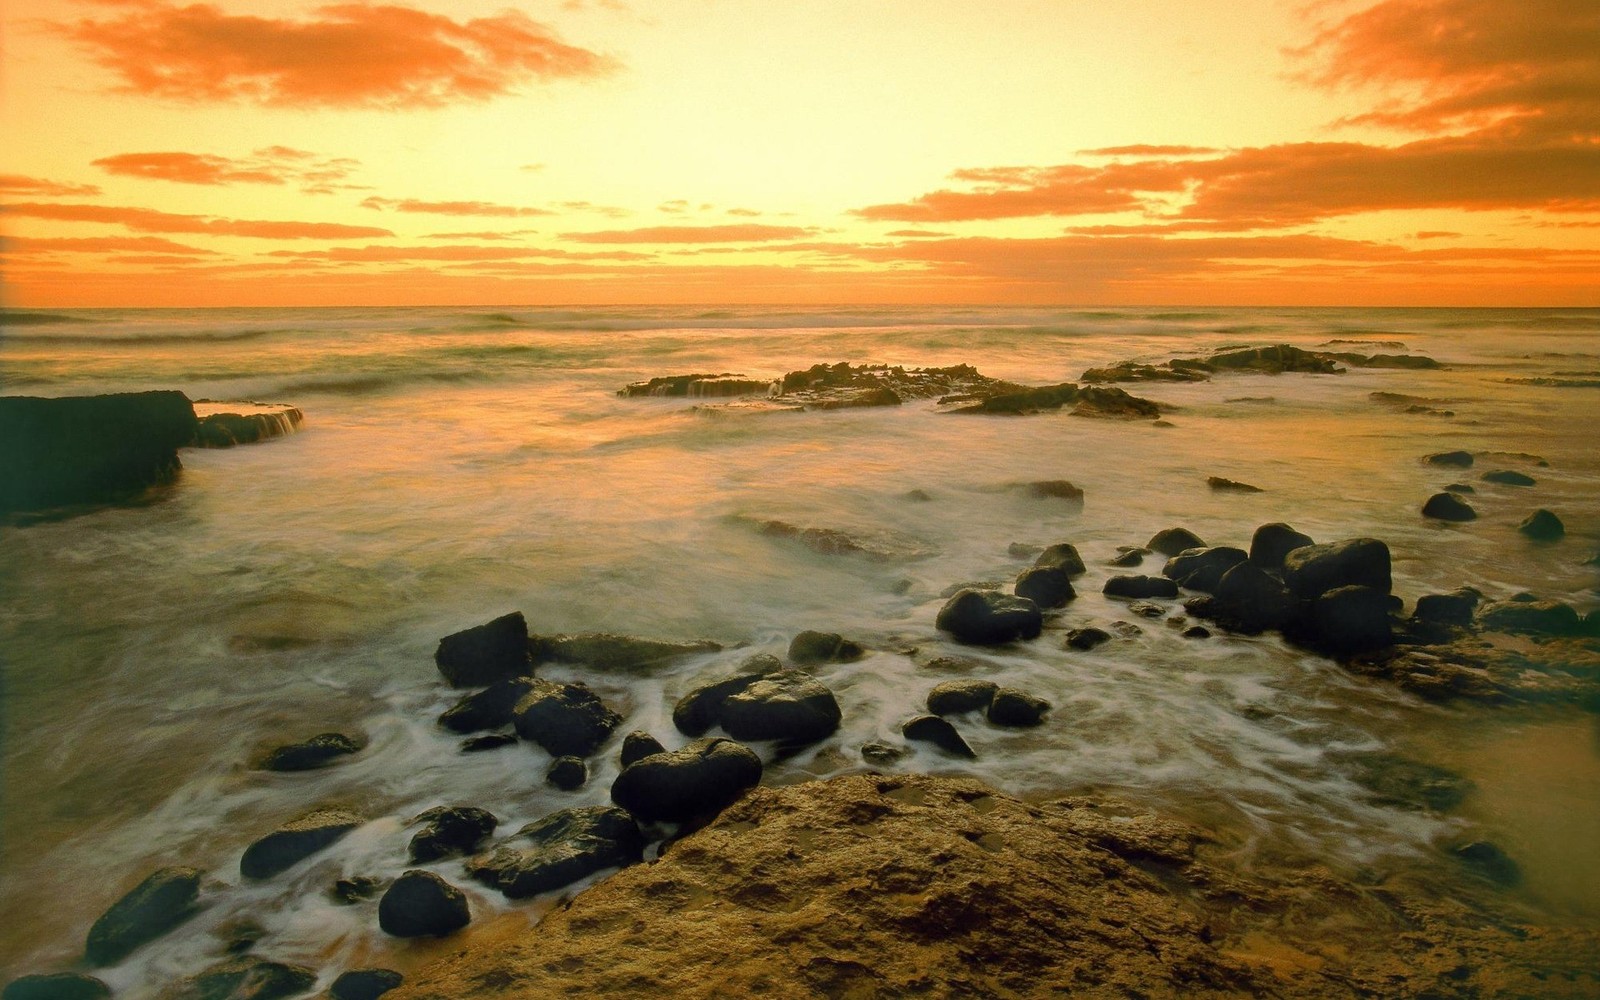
(1413, 590, 1479, 627)
(752, 519, 912, 561)
(1519, 509, 1565, 541)
(859, 740, 906, 765)
(935, 589, 1043, 645)
(946, 382, 1079, 415)
(434, 612, 531, 688)
(787, 630, 865, 665)
(1, 975, 110, 1000)
(777, 362, 1000, 410)
(1423, 492, 1477, 521)
(1107, 546, 1146, 567)
(1340, 753, 1473, 812)
(1128, 601, 1167, 619)
(610, 738, 763, 824)
(1207, 476, 1262, 493)
(1081, 361, 1208, 383)
(719, 670, 843, 745)
(409, 806, 498, 862)
(901, 716, 976, 758)
(547, 756, 588, 791)
(459, 733, 517, 753)
(925, 679, 998, 716)
(1212, 563, 1298, 632)
(329, 970, 403, 1000)
(218, 917, 265, 954)
(1281, 538, 1391, 600)
(467, 807, 644, 899)
(1018, 480, 1084, 502)
(439, 679, 535, 734)
(1006, 541, 1042, 559)
(378, 871, 470, 938)
(672, 657, 780, 737)
(1311, 585, 1393, 654)
(987, 688, 1050, 727)
(1424, 450, 1474, 468)
(192, 404, 303, 448)
(528, 633, 723, 673)
(1452, 841, 1521, 886)
(240, 809, 362, 880)
(1032, 543, 1087, 576)
(329, 876, 385, 906)
(1481, 469, 1535, 486)
(1248, 523, 1313, 570)
(1444, 482, 1475, 494)
(1065, 627, 1112, 651)
(1478, 599, 1583, 636)
(1069, 385, 1161, 419)
(1103, 575, 1179, 600)
(85, 865, 201, 965)
(1162, 546, 1247, 593)
(1110, 620, 1143, 638)
(1208, 344, 1340, 374)
(1146, 527, 1206, 557)
(1182, 626, 1211, 639)
(256, 732, 364, 772)
(511, 680, 621, 758)
(619, 373, 770, 397)
(620, 731, 667, 768)
(1013, 566, 1075, 608)
(161, 956, 315, 1000)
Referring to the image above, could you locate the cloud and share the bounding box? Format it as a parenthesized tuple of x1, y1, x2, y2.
(59, 2, 615, 108)
(3, 201, 394, 238)
(360, 196, 553, 217)
(884, 229, 953, 238)
(91, 148, 360, 192)
(422, 230, 541, 240)
(1078, 144, 1219, 157)
(265, 243, 647, 262)
(0, 174, 103, 197)
(562, 224, 812, 243)
(2, 235, 217, 255)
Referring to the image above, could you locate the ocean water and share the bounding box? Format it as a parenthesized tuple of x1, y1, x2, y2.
(2, 305, 1598, 993)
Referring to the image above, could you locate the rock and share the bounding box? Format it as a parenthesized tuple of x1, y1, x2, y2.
(1208, 344, 1339, 374)
(161, 956, 315, 1000)
(528, 633, 723, 673)
(1013, 566, 1075, 608)
(787, 630, 865, 665)
(610, 738, 763, 824)
(0, 391, 199, 513)
(1069, 385, 1161, 419)
(438, 679, 535, 734)
(901, 716, 976, 758)
(1444, 482, 1475, 494)
(935, 589, 1043, 645)
(511, 679, 621, 758)
(1207, 476, 1262, 493)
(1032, 543, 1087, 576)
(1453, 841, 1521, 886)
(409, 806, 498, 862)
(1, 975, 110, 1000)
(1128, 601, 1167, 619)
(329, 876, 385, 906)
(459, 733, 517, 753)
(1162, 546, 1247, 593)
(1310, 586, 1394, 654)
(1006, 541, 1042, 559)
(240, 809, 362, 880)
(467, 806, 644, 899)
(1213, 563, 1298, 632)
(1481, 470, 1536, 486)
(1065, 627, 1112, 651)
(859, 740, 906, 765)
(1248, 523, 1313, 570)
(1019, 480, 1084, 502)
(1424, 450, 1474, 468)
(329, 970, 403, 1000)
(620, 731, 668, 768)
(987, 688, 1050, 727)
(1519, 509, 1565, 540)
(1281, 538, 1391, 600)
(85, 866, 201, 965)
(1107, 546, 1146, 567)
(547, 756, 588, 791)
(1340, 753, 1473, 812)
(618, 373, 770, 397)
(719, 670, 843, 745)
(1478, 599, 1583, 636)
(926, 679, 999, 716)
(1413, 590, 1479, 627)
(433, 612, 531, 688)
(1102, 575, 1179, 600)
(672, 657, 779, 737)
(1182, 626, 1211, 639)
(192, 403, 303, 448)
(947, 382, 1079, 415)
(1423, 492, 1477, 521)
(256, 732, 364, 772)
(752, 519, 913, 561)
(1081, 361, 1209, 383)
(1146, 527, 1206, 557)
(378, 871, 471, 938)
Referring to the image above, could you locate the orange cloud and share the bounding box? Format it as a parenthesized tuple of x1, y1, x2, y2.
(1079, 145, 1219, 156)
(0, 174, 103, 197)
(91, 149, 360, 192)
(265, 244, 648, 262)
(2, 235, 216, 255)
(360, 196, 552, 217)
(4, 201, 394, 238)
(59, 2, 614, 108)
(562, 224, 812, 243)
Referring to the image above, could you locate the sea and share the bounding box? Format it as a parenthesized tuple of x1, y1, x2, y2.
(2, 305, 1598, 993)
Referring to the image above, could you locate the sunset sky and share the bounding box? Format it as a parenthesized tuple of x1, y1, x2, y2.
(2, 0, 1597, 306)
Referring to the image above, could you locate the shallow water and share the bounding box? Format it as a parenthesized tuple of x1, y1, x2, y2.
(2, 305, 1598, 992)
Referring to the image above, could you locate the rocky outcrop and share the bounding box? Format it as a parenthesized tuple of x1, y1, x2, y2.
(378, 871, 471, 938)
(946, 382, 1080, 414)
(1423, 492, 1477, 521)
(1069, 385, 1161, 419)
(191, 402, 303, 447)
(434, 612, 532, 688)
(255, 732, 364, 772)
(1162, 546, 1247, 593)
(1478, 599, 1583, 636)
(610, 738, 763, 823)
(85, 866, 201, 965)
(466, 807, 644, 899)
(935, 589, 1043, 645)
(618, 373, 772, 397)
(528, 633, 722, 673)
(409, 806, 499, 862)
(240, 808, 363, 880)
(511, 680, 622, 758)
(161, 956, 315, 1000)
(1080, 344, 1438, 387)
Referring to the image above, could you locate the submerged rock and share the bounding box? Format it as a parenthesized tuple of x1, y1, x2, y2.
(192, 402, 304, 448)
(1206, 476, 1262, 493)
(1423, 492, 1477, 521)
(1018, 479, 1084, 502)
(329, 876, 385, 906)
(1478, 599, 1583, 636)
(256, 732, 364, 772)
(1065, 626, 1112, 650)
(511, 679, 622, 758)
(1452, 841, 1521, 886)
(434, 612, 532, 688)
(787, 630, 865, 665)
(1103, 575, 1179, 600)
(1032, 542, 1087, 576)
(409, 806, 499, 862)
(901, 715, 976, 758)
(378, 871, 471, 938)
(1208, 344, 1341, 374)
(925, 679, 999, 716)
(528, 633, 723, 673)
(161, 956, 316, 1000)
(329, 970, 403, 1000)
(240, 809, 362, 880)
(1424, 450, 1474, 468)
(987, 688, 1050, 727)
(1069, 385, 1161, 419)
(935, 589, 1043, 645)
(85, 866, 201, 965)
(439, 679, 535, 734)
(618, 373, 771, 397)
(1413, 590, 1480, 627)
(1146, 527, 1206, 557)
(1, 975, 110, 1000)
(1519, 509, 1565, 541)
(459, 733, 517, 753)
(610, 738, 763, 823)
(467, 807, 644, 899)
(948, 382, 1080, 415)
(1481, 469, 1536, 486)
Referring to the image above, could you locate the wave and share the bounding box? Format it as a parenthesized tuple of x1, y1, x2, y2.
(0, 310, 91, 327)
(0, 327, 290, 347)
(265, 369, 496, 397)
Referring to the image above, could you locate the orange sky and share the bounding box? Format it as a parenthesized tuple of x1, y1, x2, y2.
(2, 0, 1597, 307)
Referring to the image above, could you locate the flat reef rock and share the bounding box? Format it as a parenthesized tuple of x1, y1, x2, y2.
(386, 773, 1598, 1000)
(1081, 343, 1441, 384)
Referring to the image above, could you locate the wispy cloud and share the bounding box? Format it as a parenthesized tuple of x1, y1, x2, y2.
(361, 196, 553, 217)
(562, 224, 812, 243)
(2, 235, 217, 255)
(3, 202, 394, 239)
(91, 148, 360, 193)
(0, 174, 103, 197)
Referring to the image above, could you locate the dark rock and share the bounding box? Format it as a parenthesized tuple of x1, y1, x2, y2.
(193, 405, 304, 448)
(1128, 601, 1167, 619)
(1341, 753, 1473, 812)
(753, 519, 907, 560)
(329, 970, 403, 1000)
(467, 806, 644, 899)
(240, 809, 362, 880)
(1213, 563, 1298, 632)
(1080, 361, 1208, 383)
(948, 382, 1079, 415)
(1481, 470, 1536, 486)
(1519, 509, 1565, 541)
(1208, 344, 1339, 374)
(1162, 546, 1247, 593)
(1424, 450, 1474, 468)
(256, 732, 364, 772)
(1311, 586, 1393, 654)
(1248, 523, 1314, 570)
(620, 731, 667, 768)
(1452, 841, 1521, 886)
(439, 679, 535, 734)
(901, 716, 976, 758)
(409, 806, 498, 862)
(378, 871, 470, 938)
(161, 956, 315, 1000)
(1444, 483, 1475, 494)
(1032, 543, 1087, 576)
(987, 689, 1050, 727)
(1069, 385, 1161, 419)
(1065, 627, 1112, 651)
(1207, 477, 1262, 493)
(787, 630, 865, 665)
(459, 733, 517, 753)
(935, 589, 1043, 645)
(860, 740, 906, 765)
(719, 670, 843, 745)
(0, 391, 199, 513)
(511, 680, 621, 758)
(1423, 492, 1477, 522)
(1107, 546, 1146, 567)
(1013, 566, 1075, 608)
(1281, 538, 1391, 600)
(904, 488, 934, 502)
(672, 657, 780, 737)
(1103, 575, 1179, 600)
(85, 866, 201, 965)
(1019, 480, 1084, 502)
(1478, 599, 1583, 636)
(547, 756, 588, 791)
(1006, 541, 1042, 559)
(1182, 626, 1211, 639)
(619, 373, 770, 397)
(610, 738, 762, 823)
(1110, 620, 1143, 638)
(328, 876, 385, 905)
(1147, 528, 1206, 557)
(528, 633, 723, 673)
(217, 917, 266, 954)
(434, 612, 531, 688)
(2, 975, 111, 1000)
(1413, 590, 1479, 627)
(925, 679, 999, 716)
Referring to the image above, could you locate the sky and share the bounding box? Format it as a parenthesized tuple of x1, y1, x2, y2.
(1, 0, 1597, 307)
